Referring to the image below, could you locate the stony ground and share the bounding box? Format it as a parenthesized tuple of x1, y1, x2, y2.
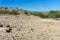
(0, 14, 60, 40)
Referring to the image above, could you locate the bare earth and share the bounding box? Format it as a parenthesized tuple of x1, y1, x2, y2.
(0, 14, 60, 40)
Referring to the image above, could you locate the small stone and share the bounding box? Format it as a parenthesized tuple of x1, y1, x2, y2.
(6, 28, 12, 33)
(6, 25, 10, 27)
(0, 23, 3, 27)
(31, 28, 34, 32)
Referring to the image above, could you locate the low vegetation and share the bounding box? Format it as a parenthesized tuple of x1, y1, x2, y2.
(10, 9, 19, 15)
(0, 7, 19, 15)
(48, 11, 60, 18)
(30, 10, 60, 18)
(30, 12, 48, 18)
(24, 10, 28, 15)
(0, 7, 60, 18)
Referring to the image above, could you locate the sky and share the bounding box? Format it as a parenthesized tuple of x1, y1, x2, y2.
(0, 0, 60, 11)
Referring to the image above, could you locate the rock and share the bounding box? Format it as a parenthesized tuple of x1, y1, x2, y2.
(0, 23, 3, 27)
(6, 27, 12, 33)
(6, 25, 10, 27)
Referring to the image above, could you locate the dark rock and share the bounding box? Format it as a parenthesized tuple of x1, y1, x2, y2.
(0, 23, 3, 27)
(6, 28, 12, 33)
(6, 25, 10, 27)
(31, 28, 34, 32)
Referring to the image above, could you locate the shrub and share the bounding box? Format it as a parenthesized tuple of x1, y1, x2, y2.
(0, 10, 6, 14)
(31, 12, 48, 18)
(0, 9, 19, 15)
(48, 10, 60, 18)
(10, 9, 19, 15)
(49, 11, 58, 14)
(24, 10, 28, 15)
(0, 10, 10, 14)
(48, 13, 56, 18)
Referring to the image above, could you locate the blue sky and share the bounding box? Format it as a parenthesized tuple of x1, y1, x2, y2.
(0, 0, 60, 11)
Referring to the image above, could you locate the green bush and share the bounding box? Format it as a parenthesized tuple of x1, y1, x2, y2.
(24, 10, 28, 15)
(48, 13, 56, 18)
(0, 10, 9, 14)
(10, 9, 19, 15)
(48, 10, 60, 18)
(30, 12, 48, 18)
(49, 11, 59, 14)
(0, 9, 19, 15)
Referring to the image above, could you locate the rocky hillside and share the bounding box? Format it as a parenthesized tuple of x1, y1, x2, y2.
(0, 14, 60, 40)
(0, 8, 60, 40)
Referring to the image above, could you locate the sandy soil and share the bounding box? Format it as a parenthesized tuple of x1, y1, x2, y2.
(0, 14, 60, 40)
